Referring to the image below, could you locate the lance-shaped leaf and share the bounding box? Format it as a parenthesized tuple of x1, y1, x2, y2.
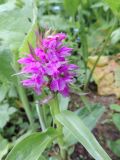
(5, 128, 58, 160)
(64, 104, 105, 147)
(56, 110, 112, 160)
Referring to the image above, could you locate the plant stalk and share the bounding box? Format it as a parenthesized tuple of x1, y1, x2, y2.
(50, 94, 67, 160)
(35, 101, 46, 131)
(78, 6, 89, 89)
(12, 50, 35, 130)
(84, 18, 117, 90)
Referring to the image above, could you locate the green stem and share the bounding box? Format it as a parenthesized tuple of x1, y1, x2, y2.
(12, 51, 35, 130)
(42, 104, 48, 128)
(84, 18, 117, 90)
(84, 48, 104, 90)
(50, 94, 67, 160)
(78, 6, 89, 88)
(36, 101, 46, 131)
(17, 83, 35, 129)
(78, 6, 89, 64)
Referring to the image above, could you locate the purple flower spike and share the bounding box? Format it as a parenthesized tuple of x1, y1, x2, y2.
(18, 32, 78, 97)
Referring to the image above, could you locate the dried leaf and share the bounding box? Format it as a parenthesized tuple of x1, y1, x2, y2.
(87, 54, 120, 98)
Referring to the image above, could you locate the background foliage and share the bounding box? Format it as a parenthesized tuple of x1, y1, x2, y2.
(0, 0, 120, 159)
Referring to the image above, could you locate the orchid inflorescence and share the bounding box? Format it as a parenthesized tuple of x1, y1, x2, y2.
(18, 31, 78, 97)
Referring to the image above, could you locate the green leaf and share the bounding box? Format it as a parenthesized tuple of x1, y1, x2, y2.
(91, 2, 109, 10)
(0, 0, 36, 82)
(56, 110, 111, 160)
(0, 103, 16, 129)
(108, 139, 120, 157)
(19, 22, 37, 55)
(0, 0, 16, 13)
(19, 2, 37, 55)
(0, 0, 6, 5)
(111, 28, 120, 44)
(110, 104, 120, 112)
(104, 0, 120, 16)
(112, 113, 120, 131)
(0, 83, 9, 102)
(0, 135, 9, 160)
(76, 104, 105, 129)
(8, 85, 17, 98)
(58, 94, 69, 111)
(64, 104, 105, 147)
(0, 47, 14, 82)
(0, 0, 34, 50)
(5, 128, 58, 160)
(39, 0, 62, 4)
(14, 130, 32, 145)
(63, 0, 80, 16)
(39, 15, 69, 31)
(38, 155, 47, 160)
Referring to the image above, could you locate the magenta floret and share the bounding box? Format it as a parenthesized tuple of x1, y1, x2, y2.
(18, 33, 78, 96)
